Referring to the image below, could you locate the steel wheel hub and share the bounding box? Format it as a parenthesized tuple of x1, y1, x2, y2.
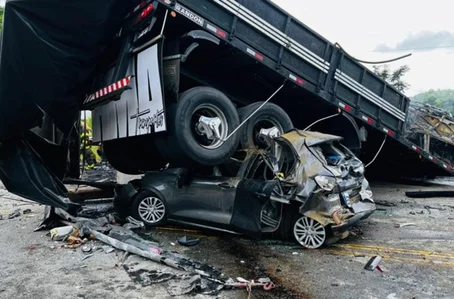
(138, 196, 165, 223)
(192, 104, 228, 150)
(294, 216, 326, 249)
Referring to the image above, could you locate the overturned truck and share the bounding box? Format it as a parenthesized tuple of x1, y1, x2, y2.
(0, 0, 450, 245)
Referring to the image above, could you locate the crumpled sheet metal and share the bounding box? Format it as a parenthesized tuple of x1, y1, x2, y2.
(280, 130, 343, 148)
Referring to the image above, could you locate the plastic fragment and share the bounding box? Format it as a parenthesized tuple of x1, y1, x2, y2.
(178, 236, 200, 247)
(50, 226, 75, 240)
(102, 246, 115, 254)
(364, 255, 382, 271)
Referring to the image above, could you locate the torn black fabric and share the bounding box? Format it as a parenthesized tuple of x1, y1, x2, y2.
(0, 135, 69, 209)
(0, 0, 140, 140)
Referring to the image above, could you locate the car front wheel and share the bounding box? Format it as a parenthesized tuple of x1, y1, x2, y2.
(131, 190, 167, 227)
(293, 215, 326, 249)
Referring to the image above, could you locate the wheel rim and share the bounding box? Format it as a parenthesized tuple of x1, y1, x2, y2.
(293, 216, 326, 249)
(191, 104, 229, 150)
(253, 118, 283, 149)
(138, 196, 166, 223)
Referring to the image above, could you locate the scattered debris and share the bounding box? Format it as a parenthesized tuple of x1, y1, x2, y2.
(178, 236, 200, 247)
(394, 223, 417, 228)
(225, 277, 275, 298)
(41, 206, 275, 298)
(49, 226, 75, 241)
(375, 200, 397, 207)
(102, 245, 115, 254)
(22, 209, 32, 214)
(8, 209, 21, 219)
(170, 242, 176, 246)
(364, 255, 382, 271)
(400, 199, 410, 204)
(81, 245, 92, 253)
(240, 260, 245, 264)
(424, 205, 447, 211)
(81, 254, 94, 261)
(406, 190, 454, 198)
(292, 252, 299, 255)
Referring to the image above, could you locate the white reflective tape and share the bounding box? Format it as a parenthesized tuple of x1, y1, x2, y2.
(95, 91, 99, 98)
(339, 102, 346, 109)
(122, 78, 128, 86)
(206, 23, 217, 34)
(113, 83, 117, 91)
(246, 48, 256, 56)
(108, 85, 112, 93)
(289, 74, 297, 81)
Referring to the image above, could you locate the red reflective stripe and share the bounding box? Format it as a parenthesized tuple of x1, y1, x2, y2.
(339, 102, 352, 112)
(254, 53, 264, 61)
(216, 29, 227, 38)
(382, 127, 394, 136)
(122, 78, 128, 86)
(412, 145, 421, 153)
(296, 78, 304, 85)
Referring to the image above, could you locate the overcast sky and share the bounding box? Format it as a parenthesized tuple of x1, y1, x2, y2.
(273, 0, 454, 96)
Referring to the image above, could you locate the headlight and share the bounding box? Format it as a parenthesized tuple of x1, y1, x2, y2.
(314, 175, 337, 191)
(353, 164, 365, 174)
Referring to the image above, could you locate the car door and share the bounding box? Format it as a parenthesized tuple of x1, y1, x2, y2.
(169, 175, 239, 228)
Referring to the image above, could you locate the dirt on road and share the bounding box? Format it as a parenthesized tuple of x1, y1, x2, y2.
(1, 181, 454, 299)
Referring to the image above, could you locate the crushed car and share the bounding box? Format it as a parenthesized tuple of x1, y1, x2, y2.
(114, 129, 375, 249)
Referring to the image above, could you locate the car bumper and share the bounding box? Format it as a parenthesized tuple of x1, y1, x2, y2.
(330, 209, 375, 233)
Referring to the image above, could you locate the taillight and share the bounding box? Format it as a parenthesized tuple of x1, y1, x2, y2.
(140, 4, 154, 19)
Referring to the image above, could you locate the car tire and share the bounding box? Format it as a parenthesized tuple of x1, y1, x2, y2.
(156, 87, 240, 166)
(103, 136, 168, 175)
(131, 190, 167, 227)
(237, 102, 293, 150)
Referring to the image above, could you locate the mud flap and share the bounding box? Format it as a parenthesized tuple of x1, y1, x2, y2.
(229, 179, 278, 239)
(0, 134, 72, 209)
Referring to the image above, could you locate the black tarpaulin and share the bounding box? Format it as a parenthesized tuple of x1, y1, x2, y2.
(0, 134, 70, 209)
(0, 0, 139, 141)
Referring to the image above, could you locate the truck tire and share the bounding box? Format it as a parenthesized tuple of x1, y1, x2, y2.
(104, 136, 167, 175)
(237, 102, 293, 150)
(156, 87, 240, 166)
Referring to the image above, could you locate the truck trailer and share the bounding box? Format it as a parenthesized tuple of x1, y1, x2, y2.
(0, 0, 452, 210)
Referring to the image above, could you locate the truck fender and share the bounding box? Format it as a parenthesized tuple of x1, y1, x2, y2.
(180, 30, 220, 62)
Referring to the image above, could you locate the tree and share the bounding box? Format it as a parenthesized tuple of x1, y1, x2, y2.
(373, 64, 410, 92)
(0, 7, 3, 33)
(412, 89, 454, 114)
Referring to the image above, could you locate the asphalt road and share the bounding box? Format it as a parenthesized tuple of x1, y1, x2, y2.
(1, 180, 454, 299)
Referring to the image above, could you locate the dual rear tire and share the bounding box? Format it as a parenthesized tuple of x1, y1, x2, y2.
(105, 86, 294, 171)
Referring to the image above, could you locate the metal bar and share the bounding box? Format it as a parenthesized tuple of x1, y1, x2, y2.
(223, 81, 286, 142)
(160, 9, 169, 35)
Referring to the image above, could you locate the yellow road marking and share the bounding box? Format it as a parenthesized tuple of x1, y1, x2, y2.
(336, 243, 454, 259)
(325, 243, 454, 268)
